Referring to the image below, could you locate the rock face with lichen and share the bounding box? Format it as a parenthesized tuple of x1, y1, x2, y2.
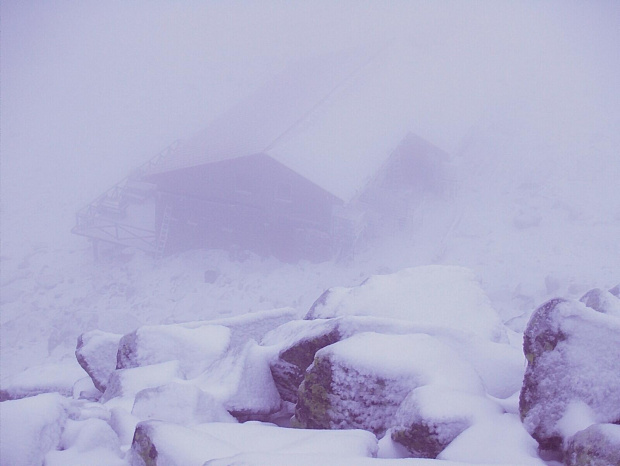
(519, 297, 620, 452)
(564, 423, 620, 466)
(76, 330, 123, 392)
(265, 319, 342, 404)
(294, 332, 485, 438)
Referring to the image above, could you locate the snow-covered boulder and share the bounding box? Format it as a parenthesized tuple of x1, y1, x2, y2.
(580, 287, 620, 316)
(294, 332, 484, 436)
(390, 386, 502, 458)
(564, 423, 620, 466)
(305, 266, 507, 342)
(609, 283, 620, 298)
(129, 420, 377, 466)
(131, 382, 236, 424)
(116, 323, 231, 378)
(0, 393, 68, 466)
(0, 359, 87, 401)
(519, 298, 620, 451)
(44, 417, 125, 466)
(263, 318, 342, 403)
(76, 330, 123, 392)
(263, 314, 523, 405)
(195, 340, 283, 419)
(437, 413, 546, 465)
(102, 360, 183, 410)
(116, 308, 297, 378)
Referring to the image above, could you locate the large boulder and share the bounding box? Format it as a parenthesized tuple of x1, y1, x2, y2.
(76, 330, 123, 392)
(294, 332, 484, 436)
(129, 420, 377, 465)
(262, 318, 342, 403)
(263, 314, 523, 406)
(131, 382, 236, 424)
(437, 413, 546, 465)
(0, 359, 87, 401)
(116, 308, 297, 378)
(519, 298, 620, 451)
(102, 360, 183, 411)
(390, 386, 502, 458)
(564, 423, 620, 466)
(0, 393, 68, 466)
(305, 265, 507, 342)
(194, 340, 283, 419)
(116, 324, 231, 378)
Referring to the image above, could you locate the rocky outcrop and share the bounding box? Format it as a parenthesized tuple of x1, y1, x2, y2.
(263, 319, 342, 403)
(564, 423, 620, 466)
(76, 330, 123, 392)
(519, 298, 620, 452)
(304, 265, 507, 342)
(294, 332, 484, 437)
(116, 324, 231, 378)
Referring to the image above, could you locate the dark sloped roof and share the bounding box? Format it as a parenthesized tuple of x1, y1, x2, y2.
(148, 44, 448, 203)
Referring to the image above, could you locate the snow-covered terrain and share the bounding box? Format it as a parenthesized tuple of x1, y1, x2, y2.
(2, 1, 619, 465)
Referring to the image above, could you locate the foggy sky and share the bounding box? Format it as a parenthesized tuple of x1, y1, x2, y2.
(1, 0, 619, 253)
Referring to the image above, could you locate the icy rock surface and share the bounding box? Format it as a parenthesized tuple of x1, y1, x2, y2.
(519, 298, 620, 451)
(564, 423, 620, 466)
(129, 420, 378, 465)
(390, 385, 503, 458)
(294, 332, 484, 436)
(305, 265, 507, 342)
(76, 329, 123, 392)
(0, 393, 68, 466)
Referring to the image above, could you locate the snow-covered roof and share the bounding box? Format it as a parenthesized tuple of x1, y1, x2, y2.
(148, 45, 439, 203)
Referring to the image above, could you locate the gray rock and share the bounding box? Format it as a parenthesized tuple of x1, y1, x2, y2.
(265, 319, 341, 403)
(294, 332, 484, 437)
(564, 423, 620, 466)
(76, 330, 123, 392)
(519, 298, 620, 452)
(391, 386, 502, 458)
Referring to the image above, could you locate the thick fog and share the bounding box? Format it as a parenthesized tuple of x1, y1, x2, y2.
(3, 0, 619, 252)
